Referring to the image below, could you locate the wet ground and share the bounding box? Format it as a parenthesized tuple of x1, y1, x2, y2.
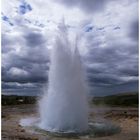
(2, 104, 138, 140)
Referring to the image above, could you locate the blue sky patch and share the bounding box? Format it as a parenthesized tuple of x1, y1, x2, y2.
(2, 15, 9, 21)
(85, 26, 93, 32)
(19, 1, 32, 15)
(2, 15, 14, 26)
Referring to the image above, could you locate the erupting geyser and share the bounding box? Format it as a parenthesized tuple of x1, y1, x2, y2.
(39, 23, 88, 133)
(20, 22, 120, 137)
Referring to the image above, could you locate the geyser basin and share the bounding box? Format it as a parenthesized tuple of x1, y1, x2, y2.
(20, 117, 121, 138)
(38, 23, 88, 133)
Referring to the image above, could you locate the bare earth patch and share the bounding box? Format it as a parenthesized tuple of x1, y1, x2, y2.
(2, 104, 138, 140)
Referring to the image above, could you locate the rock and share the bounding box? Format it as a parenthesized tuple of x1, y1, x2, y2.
(20, 129, 25, 132)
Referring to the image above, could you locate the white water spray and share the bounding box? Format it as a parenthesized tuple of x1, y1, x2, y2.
(39, 23, 88, 133)
(20, 22, 120, 137)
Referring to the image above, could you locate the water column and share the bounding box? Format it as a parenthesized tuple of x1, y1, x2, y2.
(39, 23, 88, 133)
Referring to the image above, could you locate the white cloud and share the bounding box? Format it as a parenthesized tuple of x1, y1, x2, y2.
(8, 67, 29, 77)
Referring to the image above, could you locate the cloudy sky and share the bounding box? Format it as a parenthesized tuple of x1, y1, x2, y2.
(2, 0, 138, 96)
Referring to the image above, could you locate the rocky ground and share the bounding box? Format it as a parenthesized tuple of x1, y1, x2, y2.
(2, 104, 138, 140)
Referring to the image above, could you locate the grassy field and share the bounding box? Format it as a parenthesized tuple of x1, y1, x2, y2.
(2, 92, 138, 107)
(2, 95, 37, 105)
(92, 92, 138, 107)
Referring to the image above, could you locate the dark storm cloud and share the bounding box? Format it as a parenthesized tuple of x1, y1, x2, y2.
(85, 45, 138, 86)
(2, 0, 139, 95)
(90, 81, 138, 97)
(119, 68, 138, 77)
(2, 53, 49, 82)
(2, 22, 138, 90)
(2, 69, 47, 83)
(129, 20, 139, 41)
(82, 23, 138, 86)
(87, 74, 120, 86)
(24, 31, 46, 47)
(55, 0, 108, 13)
(2, 53, 49, 83)
(2, 36, 13, 53)
(2, 26, 50, 91)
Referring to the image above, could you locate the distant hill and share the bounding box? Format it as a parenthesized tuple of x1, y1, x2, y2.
(92, 92, 138, 107)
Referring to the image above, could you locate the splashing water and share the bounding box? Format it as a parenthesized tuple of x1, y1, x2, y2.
(38, 23, 89, 133)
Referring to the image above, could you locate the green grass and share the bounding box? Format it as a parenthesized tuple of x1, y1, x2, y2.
(92, 92, 138, 107)
(2, 92, 139, 107)
(2, 95, 37, 105)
